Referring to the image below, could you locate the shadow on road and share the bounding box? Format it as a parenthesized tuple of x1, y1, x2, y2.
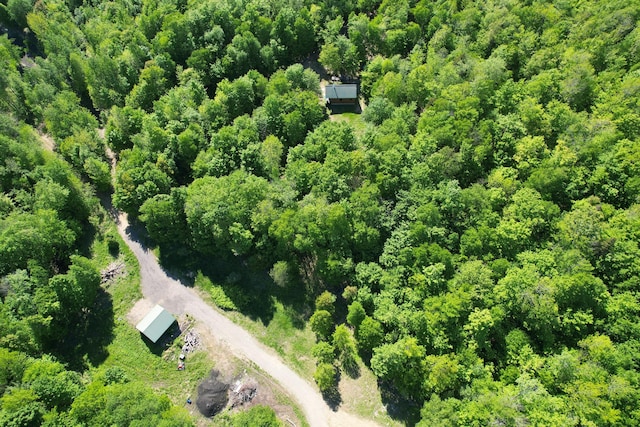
(322, 387, 343, 412)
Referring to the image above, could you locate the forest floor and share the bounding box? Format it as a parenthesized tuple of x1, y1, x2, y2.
(37, 130, 56, 151)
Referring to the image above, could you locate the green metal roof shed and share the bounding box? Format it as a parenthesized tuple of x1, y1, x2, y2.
(136, 305, 176, 343)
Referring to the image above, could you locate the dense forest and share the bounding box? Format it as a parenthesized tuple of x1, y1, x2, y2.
(2, 0, 640, 425)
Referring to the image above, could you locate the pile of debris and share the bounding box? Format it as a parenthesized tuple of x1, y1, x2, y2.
(101, 260, 125, 284)
(196, 370, 229, 417)
(230, 379, 258, 408)
(181, 330, 200, 354)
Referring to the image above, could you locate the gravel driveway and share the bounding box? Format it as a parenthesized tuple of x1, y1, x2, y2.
(116, 213, 379, 427)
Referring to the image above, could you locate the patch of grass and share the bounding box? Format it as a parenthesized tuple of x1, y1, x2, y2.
(191, 261, 317, 380)
(90, 218, 141, 311)
(99, 320, 211, 406)
(338, 112, 362, 121)
(226, 301, 317, 379)
(209, 285, 238, 310)
(190, 258, 317, 381)
(88, 220, 210, 406)
(330, 110, 368, 137)
(194, 271, 257, 311)
(338, 359, 404, 427)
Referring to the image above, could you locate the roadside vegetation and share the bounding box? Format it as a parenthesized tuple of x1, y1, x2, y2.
(2, 0, 640, 425)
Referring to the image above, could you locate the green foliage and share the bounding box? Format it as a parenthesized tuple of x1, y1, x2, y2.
(105, 106, 145, 151)
(311, 341, 336, 364)
(313, 363, 337, 393)
(208, 284, 240, 311)
(0, 348, 31, 395)
(84, 54, 130, 110)
(309, 310, 334, 341)
(355, 316, 383, 355)
(332, 324, 359, 375)
(29, 368, 83, 411)
(139, 189, 189, 247)
(230, 405, 282, 427)
(3, 0, 640, 425)
(113, 151, 172, 217)
(0, 388, 44, 427)
(48, 255, 100, 327)
(185, 170, 269, 255)
(43, 92, 98, 141)
(371, 337, 427, 400)
(103, 367, 129, 385)
(6, 0, 34, 28)
(362, 96, 393, 125)
(319, 36, 360, 77)
(70, 381, 188, 426)
(346, 301, 366, 328)
(0, 210, 75, 275)
(314, 291, 336, 314)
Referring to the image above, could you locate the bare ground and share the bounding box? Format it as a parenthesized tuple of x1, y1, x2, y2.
(38, 131, 56, 152)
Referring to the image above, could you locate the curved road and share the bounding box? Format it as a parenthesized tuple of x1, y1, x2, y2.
(116, 214, 379, 427)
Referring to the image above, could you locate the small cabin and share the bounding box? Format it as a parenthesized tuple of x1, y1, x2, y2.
(136, 305, 176, 343)
(323, 83, 358, 105)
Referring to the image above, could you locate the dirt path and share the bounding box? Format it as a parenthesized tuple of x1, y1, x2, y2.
(38, 131, 56, 152)
(115, 214, 379, 427)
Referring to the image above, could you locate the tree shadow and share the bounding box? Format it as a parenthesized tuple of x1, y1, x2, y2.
(1, 21, 43, 58)
(277, 298, 308, 330)
(53, 288, 114, 371)
(194, 255, 277, 326)
(357, 348, 374, 366)
(342, 354, 361, 379)
(321, 370, 343, 411)
(327, 103, 362, 115)
(266, 264, 312, 330)
(378, 381, 422, 426)
(155, 245, 198, 288)
(301, 52, 331, 81)
(121, 216, 198, 288)
(322, 387, 343, 411)
(185, 253, 321, 330)
(76, 218, 99, 261)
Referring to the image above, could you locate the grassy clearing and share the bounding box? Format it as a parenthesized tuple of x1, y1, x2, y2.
(227, 300, 317, 377)
(193, 266, 410, 426)
(338, 360, 404, 427)
(195, 272, 317, 378)
(330, 110, 368, 137)
(89, 215, 308, 425)
(90, 220, 211, 405)
(99, 319, 211, 403)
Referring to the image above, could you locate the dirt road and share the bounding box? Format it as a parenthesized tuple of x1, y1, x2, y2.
(115, 214, 379, 427)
